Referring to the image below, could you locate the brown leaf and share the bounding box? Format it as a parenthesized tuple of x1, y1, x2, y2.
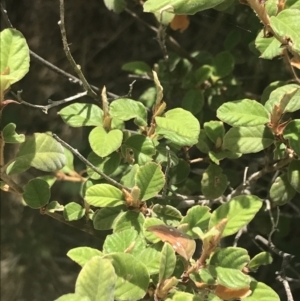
(170, 15, 190, 33)
(147, 224, 196, 260)
(215, 285, 251, 300)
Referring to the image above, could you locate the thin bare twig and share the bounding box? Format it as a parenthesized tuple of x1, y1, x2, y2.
(277, 275, 294, 301)
(58, 0, 97, 99)
(52, 134, 129, 191)
(229, 155, 294, 199)
(13, 90, 88, 114)
(255, 234, 294, 259)
(0, 3, 120, 99)
(125, 8, 200, 66)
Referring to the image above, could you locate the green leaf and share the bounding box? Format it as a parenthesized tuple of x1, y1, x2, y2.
(209, 195, 263, 237)
(265, 0, 279, 16)
(135, 162, 165, 201)
(63, 202, 85, 221)
(171, 292, 204, 301)
(270, 173, 296, 206)
(122, 61, 151, 74)
(181, 206, 211, 238)
(58, 103, 103, 127)
(201, 164, 228, 199)
(264, 85, 300, 114)
(194, 65, 213, 85)
(143, 0, 226, 15)
(138, 86, 156, 108)
(46, 201, 64, 213)
(0, 29, 30, 86)
(181, 89, 204, 115)
(136, 246, 161, 275)
(86, 184, 124, 207)
(212, 51, 234, 78)
(121, 135, 156, 165)
(54, 294, 90, 301)
(197, 130, 214, 153)
(248, 252, 273, 271)
(87, 152, 121, 180)
(217, 99, 269, 127)
(6, 133, 66, 175)
(110, 98, 147, 127)
(223, 126, 274, 154)
(155, 108, 200, 146)
(89, 127, 123, 158)
(2, 123, 25, 143)
(213, 266, 250, 289)
(255, 29, 282, 59)
(23, 178, 50, 209)
(60, 148, 75, 174)
(93, 206, 125, 230)
(152, 204, 182, 226)
(208, 149, 241, 165)
(270, 9, 300, 54)
(75, 257, 116, 301)
(159, 243, 176, 281)
(104, 253, 149, 301)
(103, 229, 146, 256)
(204, 121, 225, 146)
(283, 119, 300, 156)
(67, 247, 103, 267)
(113, 211, 145, 234)
(198, 268, 215, 285)
(288, 160, 300, 193)
(120, 164, 139, 188)
(103, 0, 126, 13)
(245, 281, 280, 301)
(210, 247, 249, 269)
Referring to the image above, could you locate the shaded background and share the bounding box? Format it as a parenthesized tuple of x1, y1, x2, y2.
(1, 0, 299, 300)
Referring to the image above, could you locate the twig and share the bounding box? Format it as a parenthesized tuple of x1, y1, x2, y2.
(255, 234, 294, 259)
(229, 155, 293, 199)
(52, 134, 129, 191)
(162, 146, 171, 198)
(233, 226, 247, 247)
(58, 0, 97, 99)
(125, 8, 200, 66)
(43, 210, 105, 239)
(277, 274, 294, 301)
(13, 90, 88, 114)
(0, 172, 24, 195)
(0, 2, 120, 99)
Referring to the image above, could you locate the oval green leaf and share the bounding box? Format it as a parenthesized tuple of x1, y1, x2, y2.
(135, 162, 165, 201)
(75, 256, 116, 301)
(155, 108, 200, 146)
(85, 184, 124, 207)
(209, 195, 263, 237)
(58, 103, 103, 127)
(0, 28, 30, 85)
(23, 178, 50, 209)
(217, 99, 269, 127)
(223, 126, 274, 154)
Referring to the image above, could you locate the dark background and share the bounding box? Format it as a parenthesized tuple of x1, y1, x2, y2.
(1, 0, 299, 300)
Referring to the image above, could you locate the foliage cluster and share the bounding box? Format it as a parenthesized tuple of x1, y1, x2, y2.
(1, 0, 300, 301)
